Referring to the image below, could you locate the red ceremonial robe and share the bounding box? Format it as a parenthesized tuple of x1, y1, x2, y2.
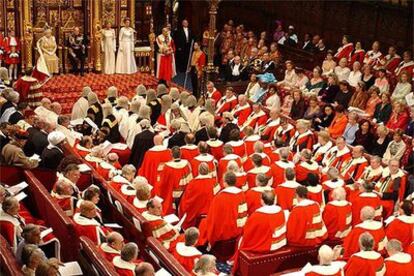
(226, 140, 246, 158)
(260, 118, 281, 142)
(219, 171, 248, 191)
(74, 144, 92, 158)
(232, 104, 251, 126)
(207, 88, 222, 104)
(99, 242, 121, 262)
(245, 186, 274, 215)
(132, 198, 148, 213)
(142, 211, 179, 250)
(180, 144, 200, 161)
(241, 110, 268, 132)
(113, 256, 141, 276)
(273, 124, 295, 145)
(206, 139, 224, 161)
(395, 60, 414, 81)
(172, 242, 202, 272)
(296, 161, 320, 183)
(275, 180, 301, 211)
(322, 200, 352, 240)
(335, 42, 354, 61)
(343, 220, 386, 259)
(286, 199, 328, 247)
(289, 130, 314, 153)
(385, 215, 414, 251)
(0, 212, 24, 250)
(269, 148, 294, 163)
(307, 185, 325, 207)
(178, 174, 220, 230)
(14, 76, 39, 104)
(96, 161, 121, 180)
(349, 49, 365, 67)
(138, 145, 172, 186)
(73, 213, 107, 245)
(340, 157, 368, 182)
(270, 160, 295, 187)
(364, 50, 383, 67)
(384, 252, 414, 276)
(344, 251, 385, 276)
(357, 166, 383, 184)
(218, 154, 243, 182)
(156, 159, 193, 214)
(190, 153, 217, 177)
(312, 141, 333, 164)
(216, 95, 238, 115)
(243, 134, 261, 157)
(232, 205, 286, 274)
(381, 54, 401, 73)
(51, 193, 76, 217)
(322, 146, 352, 172)
(350, 192, 382, 226)
(242, 152, 271, 172)
(246, 165, 273, 189)
(199, 186, 247, 246)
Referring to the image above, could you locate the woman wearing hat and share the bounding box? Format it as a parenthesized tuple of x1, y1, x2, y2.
(40, 130, 66, 170)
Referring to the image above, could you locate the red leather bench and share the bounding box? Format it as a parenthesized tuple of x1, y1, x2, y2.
(24, 170, 78, 261)
(0, 235, 22, 276)
(145, 237, 191, 276)
(0, 165, 25, 185)
(237, 241, 342, 276)
(78, 236, 118, 276)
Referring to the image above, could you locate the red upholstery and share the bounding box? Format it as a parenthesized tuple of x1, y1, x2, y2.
(78, 236, 119, 276)
(237, 241, 342, 276)
(0, 235, 21, 276)
(24, 170, 78, 261)
(31, 168, 57, 192)
(0, 166, 24, 185)
(145, 237, 191, 276)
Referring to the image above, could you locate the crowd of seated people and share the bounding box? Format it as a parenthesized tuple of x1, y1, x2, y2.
(1, 18, 414, 275)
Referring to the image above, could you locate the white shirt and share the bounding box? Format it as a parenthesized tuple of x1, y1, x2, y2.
(348, 70, 362, 87)
(183, 27, 189, 43)
(232, 63, 241, 76)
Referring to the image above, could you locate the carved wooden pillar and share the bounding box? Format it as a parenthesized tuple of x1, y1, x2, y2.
(22, 0, 33, 69)
(129, 0, 135, 25)
(205, 0, 220, 77)
(92, 0, 102, 72)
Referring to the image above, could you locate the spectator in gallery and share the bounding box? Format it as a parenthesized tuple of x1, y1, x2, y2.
(322, 50, 337, 77)
(373, 93, 392, 125)
(364, 86, 382, 117)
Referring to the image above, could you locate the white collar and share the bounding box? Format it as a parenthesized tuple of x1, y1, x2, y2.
(307, 264, 341, 275)
(296, 199, 316, 207)
(133, 198, 148, 209)
(328, 200, 350, 207)
(226, 140, 244, 147)
(248, 166, 270, 174)
(150, 145, 168, 152)
(175, 242, 202, 257)
(73, 213, 100, 226)
(256, 205, 282, 214)
(181, 144, 198, 150)
(100, 243, 121, 254)
(221, 154, 241, 161)
(166, 159, 189, 169)
(112, 256, 136, 271)
(280, 180, 300, 189)
(244, 134, 260, 142)
(356, 220, 383, 231)
(112, 175, 130, 185)
(353, 250, 381, 260)
(221, 186, 242, 194)
(195, 154, 214, 162)
(385, 252, 412, 264)
(251, 186, 273, 192)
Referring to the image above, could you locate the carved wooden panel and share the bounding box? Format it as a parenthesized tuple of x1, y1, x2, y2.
(102, 0, 116, 25)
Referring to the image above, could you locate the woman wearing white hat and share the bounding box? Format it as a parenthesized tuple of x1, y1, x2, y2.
(40, 130, 66, 170)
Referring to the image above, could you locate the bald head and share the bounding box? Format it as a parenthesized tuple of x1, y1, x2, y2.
(360, 206, 375, 222)
(153, 135, 163, 146)
(107, 232, 124, 251)
(318, 245, 334, 265)
(135, 262, 155, 276)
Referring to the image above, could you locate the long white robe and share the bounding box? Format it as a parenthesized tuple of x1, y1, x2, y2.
(115, 27, 137, 74)
(71, 97, 89, 120)
(101, 29, 116, 74)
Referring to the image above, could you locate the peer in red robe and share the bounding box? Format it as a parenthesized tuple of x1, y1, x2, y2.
(289, 128, 314, 153)
(335, 38, 353, 61)
(190, 152, 217, 178)
(155, 150, 193, 215)
(295, 149, 320, 183)
(226, 139, 246, 158)
(240, 107, 268, 133)
(179, 170, 219, 230)
(302, 245, 344, 276)
(245, 176, 274, 215)
(246, 164, 273, 189)
(198, 172, 248, 247)
(73, 212, 108, 245)
(340, 151, 368, 184)
(142, 198, 179, 250)
(394, 51, 414, 79)
(286, 186, 328, 247)
(243, 152, 271, 172)
(343, 214, 386, 259)
(180, 144, 200, 162)
(344, 250, 385, 276)
(243, 133, 261, 157)
(270, 154, 295, 187)
(350, 183, 382, 226)
(259, 110, 281, 142)
(113, 254, 142, 276)
(384, 251, 414, 276)
(172, 228, 202, 273)
(321, 142, 351, 173)
(206, 138, 224, 161)
(349, 49, 365, 67)
(322, 188, 352, 240)
(385, 200, 414, 251)
(216, 91, 237, 115)
(138, 140, 172, 186)
(232, 193, 286, 274)
(380, 51, 401, 73)
(217, 151, 243, 182)
(232, 101, 251, 127)
(274, 171, 301, 211)
(273, 122, 295, 146)
(13, 72, 41, 105)
(98, 233, 123, 262)
(206, 82, 222, 104)
(156, 30, 176, 82)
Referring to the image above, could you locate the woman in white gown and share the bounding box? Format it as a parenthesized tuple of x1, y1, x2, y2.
(101, 22, 116, 74)
(115, 18, 137, 74)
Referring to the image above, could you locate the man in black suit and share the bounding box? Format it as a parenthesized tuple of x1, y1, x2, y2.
(173, 19, 194, 73)
(168, 121, 188, 148)
(219, 112, 239, 143)
(260, 53, 275, 74)
(9, 102, 27, 125)
(129, 119, 155, 169)
(24, 118, 51, 157)
(224, 56, 247, 82)
(0, 122, 11, 152)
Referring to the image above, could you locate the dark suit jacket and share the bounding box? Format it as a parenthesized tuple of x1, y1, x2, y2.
(40, 147, 64, 170)
(9, 111, 24, 125)
(24, 127, 48, 156)
(0, 134, 10, 153)
(195, 127, 209, 144)
(168, 131, 186, 148)
(129, 130, 155, 169)
(219, 123, 239, 143)
(261, 61, 275, 74)
(224, 62, 247, 82)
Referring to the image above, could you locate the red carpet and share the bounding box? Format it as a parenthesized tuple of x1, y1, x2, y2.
(39, 72, 176, 114)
